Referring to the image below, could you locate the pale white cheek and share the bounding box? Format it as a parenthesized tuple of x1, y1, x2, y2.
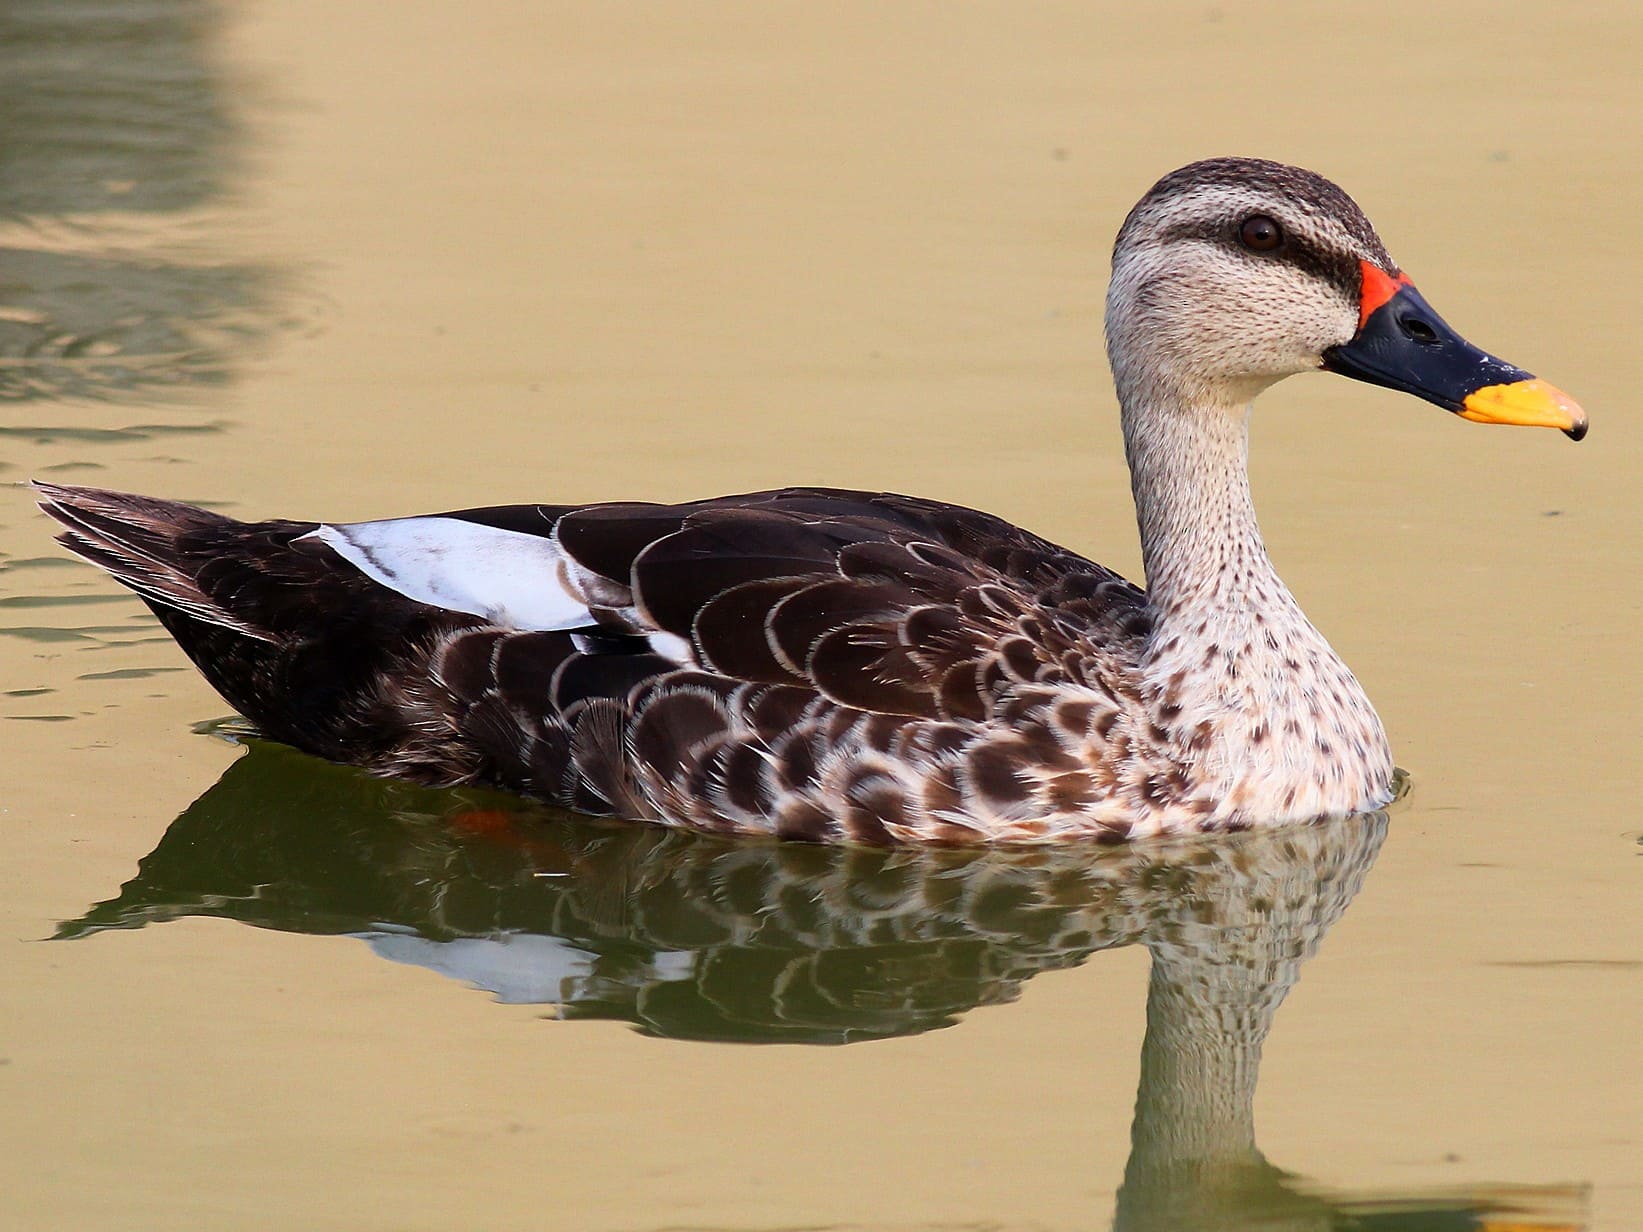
(1127, 254, 1357, 381)
(1297, 305, 1359, 357)
(301, 517, 592, 630)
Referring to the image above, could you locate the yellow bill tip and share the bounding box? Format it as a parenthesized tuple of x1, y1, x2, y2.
(1460, 378, 1588, 441)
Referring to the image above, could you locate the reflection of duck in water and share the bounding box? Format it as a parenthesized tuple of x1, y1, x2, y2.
(36, 158, 1585, 842)
(61, 743, 1585, 1229)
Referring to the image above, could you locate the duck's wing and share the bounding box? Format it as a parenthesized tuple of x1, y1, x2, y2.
(324, 487, 1153, 721)
(36, 483, 1152, 841)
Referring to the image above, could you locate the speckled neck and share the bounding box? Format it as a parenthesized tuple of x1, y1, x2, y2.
(1122, 392, 1286, 622)
(1117, 378, 1394, 822)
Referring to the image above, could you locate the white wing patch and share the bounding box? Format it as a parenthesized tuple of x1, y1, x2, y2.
(302, 517, 591, 630)
(647, 631, 694, 663)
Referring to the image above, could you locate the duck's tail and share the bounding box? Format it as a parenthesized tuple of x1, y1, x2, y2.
(33, 481, 277, 641)
(31, 481, 471, 764)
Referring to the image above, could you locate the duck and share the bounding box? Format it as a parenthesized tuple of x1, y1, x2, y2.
(34, 157, 1586, 845)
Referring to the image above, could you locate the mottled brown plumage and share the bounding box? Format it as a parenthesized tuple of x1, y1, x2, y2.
(39, 482, 1165, 841)
(34, 158, 1583, 842)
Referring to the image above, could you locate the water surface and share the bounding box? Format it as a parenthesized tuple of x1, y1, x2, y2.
(1, 3, 1637, 1230)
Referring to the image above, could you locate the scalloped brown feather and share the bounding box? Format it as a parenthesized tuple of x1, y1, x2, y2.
(36, 482, 1166, 843)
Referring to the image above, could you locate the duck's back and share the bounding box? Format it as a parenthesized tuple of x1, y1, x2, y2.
(37, 482, 1156, 843)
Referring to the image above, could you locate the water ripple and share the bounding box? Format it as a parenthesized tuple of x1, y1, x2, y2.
(0, 0, 310, 404)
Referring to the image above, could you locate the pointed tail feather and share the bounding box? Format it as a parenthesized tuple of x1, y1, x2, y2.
(32, 481, 276, 641)
(30, 480, 487, 764)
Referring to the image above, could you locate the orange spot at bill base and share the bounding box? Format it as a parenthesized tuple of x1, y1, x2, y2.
(1357, 259, 1413, 329)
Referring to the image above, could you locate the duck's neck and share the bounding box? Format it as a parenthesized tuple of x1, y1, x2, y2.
(1123, 389, 1283, 620)
(1118, 377, 1392, 821)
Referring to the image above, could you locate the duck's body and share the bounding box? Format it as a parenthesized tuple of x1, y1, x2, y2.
(34, 482, 1385, 842)
(35, 158, 1584, 843)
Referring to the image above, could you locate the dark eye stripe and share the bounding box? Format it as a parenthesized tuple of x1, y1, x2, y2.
(1152, 217, 1362, 303)
(1275, 234, 1362, 302)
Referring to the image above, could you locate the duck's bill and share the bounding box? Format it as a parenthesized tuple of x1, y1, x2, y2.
(1321, 262, 1587, 441)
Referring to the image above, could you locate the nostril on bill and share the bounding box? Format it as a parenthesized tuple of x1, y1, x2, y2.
(1398, 315, 1439, 344)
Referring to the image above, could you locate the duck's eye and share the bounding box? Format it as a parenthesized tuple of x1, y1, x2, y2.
(1239, 215, 1283, 252)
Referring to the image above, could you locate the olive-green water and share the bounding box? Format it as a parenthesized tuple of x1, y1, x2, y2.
(1, 3, 1637, 1229)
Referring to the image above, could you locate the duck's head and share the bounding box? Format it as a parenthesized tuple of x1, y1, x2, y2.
(1105, 157, 1586, 440)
